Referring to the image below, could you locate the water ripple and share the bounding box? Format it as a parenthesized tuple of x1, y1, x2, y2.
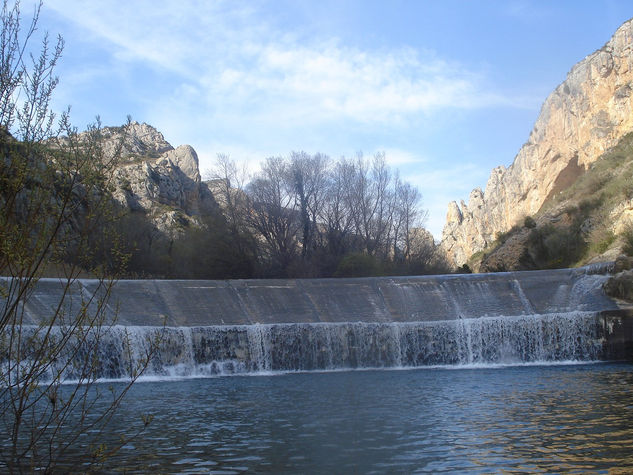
(57, 362, 633, 473)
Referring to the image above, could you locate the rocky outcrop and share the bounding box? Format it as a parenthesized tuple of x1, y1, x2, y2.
(441, 18, 633, 266)
(101, 121, 174, 158)
(604, 255, 633, 301)
(101, 122, 218, 236)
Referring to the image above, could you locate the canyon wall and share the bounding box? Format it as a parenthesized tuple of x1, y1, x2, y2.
(441, 19, 633, 266)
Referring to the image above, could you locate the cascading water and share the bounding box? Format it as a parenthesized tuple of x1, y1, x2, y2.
(7, 311, 606, 381)
(2, 265, 629, 381)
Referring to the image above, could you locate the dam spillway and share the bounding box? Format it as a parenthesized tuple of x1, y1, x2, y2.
(3, 265, 632, 379)
(17, 265, 619, 326)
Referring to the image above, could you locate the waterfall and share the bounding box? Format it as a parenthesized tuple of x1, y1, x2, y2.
(512, 279, 535, 314)
(4, 311, 610, 382)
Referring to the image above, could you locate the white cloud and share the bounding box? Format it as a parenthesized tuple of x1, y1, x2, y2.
(45, 0, 531, 131)
(379, 148, 427, 167)
(43, 0, 534, 238)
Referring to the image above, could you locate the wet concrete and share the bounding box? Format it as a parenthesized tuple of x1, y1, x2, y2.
(9, 266, 620, 326)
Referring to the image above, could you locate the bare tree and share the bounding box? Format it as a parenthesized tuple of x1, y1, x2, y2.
(0, 2, 154, 471)
(345, 153, 374, 254)
(320, 158, 356, 259)
(343, 152, 395, 257)
(206, 153, 253, 255)
(287, 151, 329, 258)
(369, 152, 395, 257)
(233, 150, 431, 277)
(246, 156, 300, 273)
(392, 179, 423, 261)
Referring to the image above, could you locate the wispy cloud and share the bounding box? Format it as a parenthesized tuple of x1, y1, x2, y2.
(43, 0, 535, 236)
(46, 0, 530, 131)
(378, 148, 428, 167)
(502, 0, 555, 22)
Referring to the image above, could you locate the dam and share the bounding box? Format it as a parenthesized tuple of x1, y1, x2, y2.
(5, 265, 633, 379)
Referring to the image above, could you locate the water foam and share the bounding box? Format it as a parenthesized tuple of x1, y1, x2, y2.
(4, 311, 608, 383)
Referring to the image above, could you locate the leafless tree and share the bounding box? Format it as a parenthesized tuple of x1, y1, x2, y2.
(0, 2, 155, 471)
(206, 153, 252, 254)
(392, 180, 424, 261)
(321, 158, 356, 258)
(239, 149, 431, 276)
(342, 152, 396, 257)
(287, 151, 329, 258)
(246, 156, 300, 273)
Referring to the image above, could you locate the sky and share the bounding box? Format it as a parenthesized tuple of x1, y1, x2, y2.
(31, 1, 633, 238)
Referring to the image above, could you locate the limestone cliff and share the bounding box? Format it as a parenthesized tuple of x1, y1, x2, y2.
(100, 122, 218, 236)
(441, 18, 633, 266)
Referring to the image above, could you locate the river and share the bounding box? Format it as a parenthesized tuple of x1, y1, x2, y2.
(88, 362, 633, 473)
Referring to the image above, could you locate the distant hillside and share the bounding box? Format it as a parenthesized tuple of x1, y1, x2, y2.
(81, 121, 219, 230)
(56, 122, 446, 279)
(441, 18, 633, 267)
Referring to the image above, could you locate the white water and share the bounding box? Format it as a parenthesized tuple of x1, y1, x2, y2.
(4, 310, 606, 382)
(1, 265, 622, 383)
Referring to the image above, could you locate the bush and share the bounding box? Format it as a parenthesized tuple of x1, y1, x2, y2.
(456, 264, 472, 274)
(589, 228, 616, 255)
(622, 224, 633, 256)
(495, 225, 521, 245)
(527, 224, 586, 269)
(334, 253, 382, 277)
(523, 216, 536, 229)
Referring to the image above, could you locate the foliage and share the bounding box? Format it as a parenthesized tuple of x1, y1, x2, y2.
(622, 224, 633, 257)
(478, 133, 633, 272)
(203, 150, 442, 278)
(526, 222, 586, 269)
(456, 264, 472, 274)
(495, 225, 521, 246)
(587, 224, 616, 256)
(334, 253, 383, 277)
(523, 216, 536, 229)
(543, 133, 633, 215)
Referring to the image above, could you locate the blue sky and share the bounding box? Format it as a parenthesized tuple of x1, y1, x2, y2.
(36, 1, 633, 238)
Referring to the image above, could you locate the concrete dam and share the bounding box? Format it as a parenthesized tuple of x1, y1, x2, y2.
(5, 265, 633, 378)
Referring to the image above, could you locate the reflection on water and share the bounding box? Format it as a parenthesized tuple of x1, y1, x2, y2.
(488, 368, 633, 473)
(83, 364, 633, 472)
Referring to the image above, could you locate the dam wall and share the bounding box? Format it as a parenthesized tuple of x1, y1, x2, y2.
(14, 266, 619, 326)
(3, 265, 632, 378)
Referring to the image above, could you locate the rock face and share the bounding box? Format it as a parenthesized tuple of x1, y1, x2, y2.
(101, 121, 174, 158)
(102, 122, 218, 235)
(441, 18, 633, 266)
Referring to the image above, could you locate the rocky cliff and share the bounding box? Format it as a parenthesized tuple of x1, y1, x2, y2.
(441, 18, 633, 266)
(97, 122, 219, 236)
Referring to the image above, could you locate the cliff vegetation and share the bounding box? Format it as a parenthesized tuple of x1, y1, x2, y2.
(468, 132, 633, 272)
(441, 18, 633, 267)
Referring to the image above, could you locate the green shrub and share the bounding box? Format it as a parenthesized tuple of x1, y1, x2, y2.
(578, 198, 601, 216)
(622, 224, 633, 256)
(527, 224, 586, 269)
(523, 216, 536, 229)
(590, 229, 616, 255)
(334, 253, 382, 277)
(495, 225, 520, 246)
(456, 263, 472, 274)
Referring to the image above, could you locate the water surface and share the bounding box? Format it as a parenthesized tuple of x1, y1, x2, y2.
(92, 363, 633, 473)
